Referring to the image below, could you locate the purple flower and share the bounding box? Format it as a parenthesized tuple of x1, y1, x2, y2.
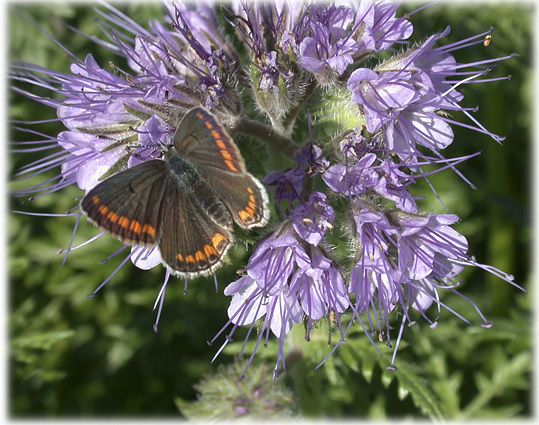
(264, 142, 331, 216)
(213, 220, 351, 378)
(163, 1, 228, 51)
(58, 55, 139, 130)
(295, 1, 412, 82)
(347, 26, 513, 163)
(391, 212, 466, 281)
(347, 68, 424, 133)
(245, 231, 310, 295)
(263, 168, 305, 213)
(290, 191, 334, 246)
(346, 64, 456, 163)
(226, 275, 303, 339)
(322, 137, 417, 212)
(211, 226, 306, 378)
(294, 142, 329, 176)
(353, 0, 413, 55)
(131, 246, 162, 270)
(56, 130, 125, 191)
(298, 5, 358, 77)
(130, 115, 169, 166)
(322, 152, 379, 195)
(290, 247, 349, 323)
(349, 203, 401, 315)
(347, 202, 522, 366)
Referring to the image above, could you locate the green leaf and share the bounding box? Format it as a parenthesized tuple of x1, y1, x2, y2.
(432, 372, 463, 417)
(460, 350, 531, 419)
(339, 342, 360, 373)
(361, 353, 375, 383)
(384, 360, 445, 420)
(12, 330, 74, 352)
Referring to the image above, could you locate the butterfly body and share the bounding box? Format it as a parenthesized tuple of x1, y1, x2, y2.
(80, 107, 269, 278)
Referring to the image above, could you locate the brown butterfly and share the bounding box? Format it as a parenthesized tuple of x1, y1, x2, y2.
(81, 107, 269, 278)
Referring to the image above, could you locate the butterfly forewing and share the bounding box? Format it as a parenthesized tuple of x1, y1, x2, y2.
(174, 108, 269, 229)
(80, 160, 168, 246)
(174, 108, 248, 174)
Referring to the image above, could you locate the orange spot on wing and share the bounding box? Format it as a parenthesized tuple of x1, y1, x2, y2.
(118, 216, 130, 228)
(239, 210, 252, 222)
(194, 251, 206, 262)
(215, 139, 226, 150)
(142, 223, 156, 237)
(220, 149, 232, 160)
(237, 187, 261, 224)
(225, 160, 238, 172)
(129, 220, 142, 234)
(204, 244, 217, 258)
(106, 211, 119, 222)
(211, 233, 228, 251)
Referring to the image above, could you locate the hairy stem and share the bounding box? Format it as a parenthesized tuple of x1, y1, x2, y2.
(281, 77, 318, 136)
(232, 116, 299, 157)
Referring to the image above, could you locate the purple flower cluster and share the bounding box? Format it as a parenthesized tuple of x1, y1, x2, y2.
(11, 0, 522, 378)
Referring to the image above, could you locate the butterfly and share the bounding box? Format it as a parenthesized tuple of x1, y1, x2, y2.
(80, 107, 269, 278)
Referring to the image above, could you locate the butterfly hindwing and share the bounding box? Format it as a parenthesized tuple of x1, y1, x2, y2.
(204, 171, 269, 230)
(157, 177, 232, 277)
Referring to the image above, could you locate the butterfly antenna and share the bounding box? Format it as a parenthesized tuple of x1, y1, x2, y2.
(164, 89, 171, 147)
(124, 141, 162, 159)
(125, 90, 171, 158)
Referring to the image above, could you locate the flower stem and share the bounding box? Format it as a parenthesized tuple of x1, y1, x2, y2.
(281, 77, 318, 136)
(233, 116, 299, 157)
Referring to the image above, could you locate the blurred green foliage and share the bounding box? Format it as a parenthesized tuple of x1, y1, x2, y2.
(8, 2, 531, 420)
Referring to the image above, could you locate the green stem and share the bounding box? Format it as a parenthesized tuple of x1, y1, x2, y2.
(233, 116, 299, 158)
(281, 77, 318, 136)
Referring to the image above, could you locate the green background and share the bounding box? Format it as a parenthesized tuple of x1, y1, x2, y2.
(8, 2, 532, 419)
